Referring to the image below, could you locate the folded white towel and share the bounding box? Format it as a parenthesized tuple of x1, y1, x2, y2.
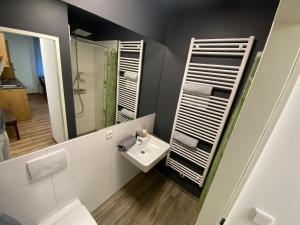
(124, 71, 138, 82)
(173, 131, 198, 149)
(183, 83, 212, 96)
(120, 108, 135, 119)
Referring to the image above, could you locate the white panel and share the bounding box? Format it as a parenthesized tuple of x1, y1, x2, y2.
(0, 178, 57, 223)
(50, 114, 155, 212)
(40, 38, 66, 143)
(20, 200, 58, 225)
(48, 129, 111, 212)
(166, 37, 254, 187)
(0, 114, 155, 224)
(0, 150, 46, 197)
(0, 149, 57, 225)
(195, 4, 300, 225)
(223, 49, 300, 225)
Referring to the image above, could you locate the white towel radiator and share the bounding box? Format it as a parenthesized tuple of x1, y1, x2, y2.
(166, 37, 255, 187)
(116, 40, 144, 123)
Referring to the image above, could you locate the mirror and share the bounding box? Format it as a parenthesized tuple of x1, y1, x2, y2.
(68, 5, 164, 136)
(0, 30, 68, 161)
(70, 37, 118, 134)
(0, 5, 165, 162)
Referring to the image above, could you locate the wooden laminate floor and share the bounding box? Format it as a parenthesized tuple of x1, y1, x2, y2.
(92, 171, 200, 225)
(7, 94, 56, 158)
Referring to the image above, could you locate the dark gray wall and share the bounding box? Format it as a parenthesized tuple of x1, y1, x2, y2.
(154, 3, 279, 196)
(63, 0, 167, 43)
(0, 0, 76, 138)
(138, 41, 165, 117)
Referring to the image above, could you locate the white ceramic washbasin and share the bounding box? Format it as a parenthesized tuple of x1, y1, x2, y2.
(120, 135, 170, 173)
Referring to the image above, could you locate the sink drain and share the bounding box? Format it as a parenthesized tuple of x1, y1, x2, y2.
(140, 150, 146, 154)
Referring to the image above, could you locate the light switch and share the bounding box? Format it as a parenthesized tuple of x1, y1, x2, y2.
(249, 208, 275, 225)
(106, 130, 113, 140)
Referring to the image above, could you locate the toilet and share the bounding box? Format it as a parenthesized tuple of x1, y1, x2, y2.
(39, 199, 97, 225)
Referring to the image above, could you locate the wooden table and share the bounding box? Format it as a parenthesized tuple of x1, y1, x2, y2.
(0, 84, 32, 121)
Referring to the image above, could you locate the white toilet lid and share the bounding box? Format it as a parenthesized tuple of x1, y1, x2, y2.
(39, 199, 97, 225)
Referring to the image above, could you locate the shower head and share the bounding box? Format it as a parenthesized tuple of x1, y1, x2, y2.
(72, 29, 92, 37)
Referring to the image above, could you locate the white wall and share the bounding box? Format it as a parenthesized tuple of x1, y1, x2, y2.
(224, 56, 300, 225)
(196, 1, 300, 224)
(0, 114, 155, 225)
(5, 32, 38, 93)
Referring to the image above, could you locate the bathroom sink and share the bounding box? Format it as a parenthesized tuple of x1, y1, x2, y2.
(120, 135, 170, 173)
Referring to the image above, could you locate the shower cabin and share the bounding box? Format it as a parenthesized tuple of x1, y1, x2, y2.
(70, 36, 118, 135)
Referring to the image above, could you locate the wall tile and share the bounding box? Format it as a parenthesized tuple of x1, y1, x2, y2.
(110, 114, 155, 192)
(0, 150, 47, 197)
(77, 43, 94, 63)
(49, 128, 111, 212)
(0, 114, 155, 224)
(20, 199, 58, 225)
(0, 177, 56, 222)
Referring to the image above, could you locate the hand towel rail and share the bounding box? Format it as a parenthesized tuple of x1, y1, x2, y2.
(116, 40, 144, 123)
(166, 36, 254, 187)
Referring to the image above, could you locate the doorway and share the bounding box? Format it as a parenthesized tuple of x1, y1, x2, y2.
(0, 27, 67, 160)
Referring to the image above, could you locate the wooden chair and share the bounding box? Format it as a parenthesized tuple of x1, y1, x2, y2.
(3, 109, 20, 140)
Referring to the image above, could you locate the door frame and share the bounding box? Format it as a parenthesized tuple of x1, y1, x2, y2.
(196, 47, 300, 225)
(0, 26, 68, 140)
(222, 48, 300, 218)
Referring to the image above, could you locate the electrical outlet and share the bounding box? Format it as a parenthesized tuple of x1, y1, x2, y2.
(106, 130, 113, 140)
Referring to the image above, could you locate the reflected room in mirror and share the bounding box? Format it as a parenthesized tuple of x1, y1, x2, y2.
(71, 37, 144, 135)
(0, 29, 67, 161)
(71, 37, 119, 134)
(68, 5, 164, 136)
(0, 5, 165, 162)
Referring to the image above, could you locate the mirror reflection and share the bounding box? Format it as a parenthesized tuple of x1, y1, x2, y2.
(0, 5, 164, 162)
(71, 37, 119, 134)
(71, 37, 144, 135)
(0, 32, 67, 161)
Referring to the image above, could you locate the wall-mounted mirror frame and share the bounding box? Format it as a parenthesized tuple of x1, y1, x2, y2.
(0, 26, 68, 161)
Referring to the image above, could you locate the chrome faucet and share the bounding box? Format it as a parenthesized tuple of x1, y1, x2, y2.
(136, 129, 148, 145)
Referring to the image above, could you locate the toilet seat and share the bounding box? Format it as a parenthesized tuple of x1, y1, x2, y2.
(39, 199, 97, 225)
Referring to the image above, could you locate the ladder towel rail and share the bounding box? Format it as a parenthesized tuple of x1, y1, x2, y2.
(116, 40, 144, 123)
(166, 36, 254, 187)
